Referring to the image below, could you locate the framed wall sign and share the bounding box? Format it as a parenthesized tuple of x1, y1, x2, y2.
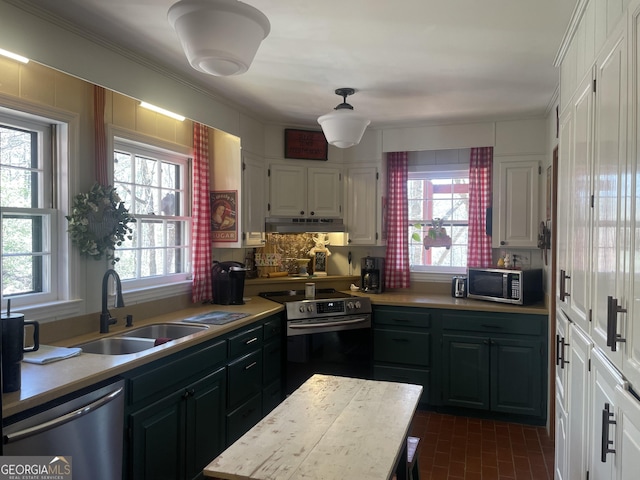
(210, 190, 238, 242)
(284, 129, 328, 160)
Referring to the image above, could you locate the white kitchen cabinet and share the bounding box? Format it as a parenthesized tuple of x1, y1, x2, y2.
(491, 158, 540, 248)
(615, 384, 640, 480)
(345, 166, 378, 245)
(555, 395, 568, 480)
(590, 24, 629, 370)
(565, 73, 595, 333)
(567, 323, 592, 480)
(268, 163, 342, 218)
(622, 0, 640, 393)
(242, 152, 266, 247)
(589, 349, 626, 480)
(557, 109, 573, 314)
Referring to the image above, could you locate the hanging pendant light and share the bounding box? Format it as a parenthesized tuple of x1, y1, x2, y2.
(168, 0, 270, 77)
(318, 88, 370, 149)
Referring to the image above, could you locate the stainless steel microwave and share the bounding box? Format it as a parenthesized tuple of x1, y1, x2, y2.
(467, 268, 543, 305)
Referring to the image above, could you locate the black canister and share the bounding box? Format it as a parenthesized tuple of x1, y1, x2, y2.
(1, 313, 39, 393)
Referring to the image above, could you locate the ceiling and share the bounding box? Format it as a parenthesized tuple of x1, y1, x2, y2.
(13, 0, 578, 129)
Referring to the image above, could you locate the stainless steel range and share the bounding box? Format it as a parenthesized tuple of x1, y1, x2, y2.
(260, 289, 372, 393)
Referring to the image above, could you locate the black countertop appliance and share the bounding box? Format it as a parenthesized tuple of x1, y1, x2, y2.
(211, 261, 247, 305)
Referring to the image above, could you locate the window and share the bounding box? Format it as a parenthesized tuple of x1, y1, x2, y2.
(1, 115, 56, 302)
(408, 169, 469, 273)
(113, 138, 190, 288)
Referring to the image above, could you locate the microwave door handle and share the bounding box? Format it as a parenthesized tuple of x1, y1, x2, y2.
(503, 274, 509, 299)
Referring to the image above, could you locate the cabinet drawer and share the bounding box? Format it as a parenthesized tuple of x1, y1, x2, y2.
(262, 378, 283, 416)
(127, 339, 227, 406)
(226, 392, 262, 446)
(373, 365, 430, 404)
(263, 316, 283, 342)
(263, 339, 283, 385)
(228, 325, 263, 358)
(374, 307, 431, 328)
(441, 311, 544, 336)
(227, 350, 262, 408)
(374, 329, 430, 366)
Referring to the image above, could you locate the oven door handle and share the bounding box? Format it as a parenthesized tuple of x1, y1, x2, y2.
(288, 316, 370, 329)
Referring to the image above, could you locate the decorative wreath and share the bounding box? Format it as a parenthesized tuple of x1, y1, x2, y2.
(65, 183, 135, 264)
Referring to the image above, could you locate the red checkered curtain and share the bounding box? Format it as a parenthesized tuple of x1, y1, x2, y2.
(467, 147, 493, 268)
(385, 152, 410, 289)
(94, 85, 108, 185)
(191, 123, 212, 302)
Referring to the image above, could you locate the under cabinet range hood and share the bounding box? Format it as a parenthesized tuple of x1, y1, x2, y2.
(265, 217, 345, 233)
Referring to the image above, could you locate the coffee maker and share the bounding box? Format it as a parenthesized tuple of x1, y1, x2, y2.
(211, 261, 247, 305)
(361, 257, 385, 293)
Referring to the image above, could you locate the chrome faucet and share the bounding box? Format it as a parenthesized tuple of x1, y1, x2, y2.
(100, 269, 124, 333)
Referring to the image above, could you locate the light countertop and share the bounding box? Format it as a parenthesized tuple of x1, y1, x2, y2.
(2, 288, 547, 419)
(204, 374, 422, 480)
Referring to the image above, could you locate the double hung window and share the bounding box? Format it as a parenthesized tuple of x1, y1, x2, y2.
(408, 169, 469, 273)
(113, 138, 190, 288)
(1, 114, 56, 303)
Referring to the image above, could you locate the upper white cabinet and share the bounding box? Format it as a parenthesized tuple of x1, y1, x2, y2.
(345, 166, 378, 245)
(268, 163, 342, 218)
(242, 152, 266, 247)
(491, 158, 540, 248)
(590, 24, 629, 370)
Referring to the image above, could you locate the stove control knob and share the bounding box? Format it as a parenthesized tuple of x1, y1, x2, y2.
(299, 306, 305, 313)
(355, 301, 361, 309)
(347, 302, 354, 310)
(307, 305, 314, 313)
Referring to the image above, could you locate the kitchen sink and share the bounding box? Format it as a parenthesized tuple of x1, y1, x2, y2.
(119, 323, 209, 340)
(78, 337, 157, 355)
(77, 323, 210, 355)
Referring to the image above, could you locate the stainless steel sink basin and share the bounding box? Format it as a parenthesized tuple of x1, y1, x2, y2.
(119, 323, 209, 339)
(76, 323, 209, 355)
(78, 337, 157, 355)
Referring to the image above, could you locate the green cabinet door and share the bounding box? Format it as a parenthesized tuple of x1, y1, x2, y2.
(441, 334, 490, 410)
(130, 367, 226, 480)
(130, 390, 184, 480)
(491, 337, 544, 417)
(185, 367, 226, 480)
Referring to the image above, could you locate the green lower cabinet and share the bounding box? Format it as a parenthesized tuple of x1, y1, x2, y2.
(373, 365, 430, 403)
(441, 333, 545, 419)
(129, 367, 226, 480)
(226, 392, 262, 445)
(491, 337, 544, 417)
(441, 334, 490, 410)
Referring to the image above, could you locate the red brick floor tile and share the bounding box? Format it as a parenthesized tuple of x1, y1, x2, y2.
(409, 411, 553, 480)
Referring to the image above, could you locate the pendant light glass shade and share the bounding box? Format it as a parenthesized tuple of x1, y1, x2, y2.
(168, 0, 270, 77)
(318, 88, 370, 148)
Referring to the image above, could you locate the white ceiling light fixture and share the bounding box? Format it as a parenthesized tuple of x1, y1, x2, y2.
(318, 88, 370, 149)
(168, 0, 270, 77)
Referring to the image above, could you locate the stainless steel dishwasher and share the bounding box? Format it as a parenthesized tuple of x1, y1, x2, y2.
(3, 379, 125, 480)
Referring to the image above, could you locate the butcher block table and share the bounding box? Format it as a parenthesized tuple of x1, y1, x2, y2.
(204, 374, 423, 480)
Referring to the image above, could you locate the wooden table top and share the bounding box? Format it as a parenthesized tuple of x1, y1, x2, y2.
(204, 374, 423, 480)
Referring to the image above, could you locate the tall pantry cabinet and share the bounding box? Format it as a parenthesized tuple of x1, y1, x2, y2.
(555, 0, 640, 479)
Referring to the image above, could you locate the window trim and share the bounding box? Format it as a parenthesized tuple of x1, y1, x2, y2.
(0, 93, 82, 322)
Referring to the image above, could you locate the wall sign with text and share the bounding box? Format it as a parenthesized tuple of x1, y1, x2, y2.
(210, 190, 238, 242)
(284, 129, 328, 160)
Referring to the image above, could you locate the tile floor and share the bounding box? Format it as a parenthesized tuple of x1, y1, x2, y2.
(408, 411, 554, 480)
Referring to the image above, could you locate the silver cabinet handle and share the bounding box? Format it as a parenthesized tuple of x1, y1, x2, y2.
(5, 386, 124, 444)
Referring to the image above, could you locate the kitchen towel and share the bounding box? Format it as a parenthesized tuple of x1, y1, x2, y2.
(182, 311, 249, 325)
(23, 345, 82, 365)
